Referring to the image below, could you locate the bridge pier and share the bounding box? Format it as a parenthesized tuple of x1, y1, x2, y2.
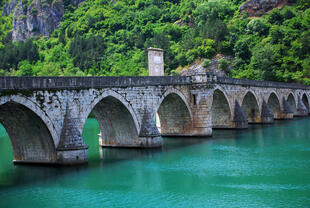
(295, 98, 308, 117)
(163, 103, 213, 137)
(157, 90, 212, 137)
(56, 107, 89, 165)
(261, 101, 274, 124)
(278, 98, 294, 119)
(55, 148, 88, 165)
(0, 76, 309, 166)
(99, 108, 162, 148)
(233, 100, 248, 129)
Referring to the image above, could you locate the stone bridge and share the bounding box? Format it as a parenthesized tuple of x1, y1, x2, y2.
(0, 75, 309, 165)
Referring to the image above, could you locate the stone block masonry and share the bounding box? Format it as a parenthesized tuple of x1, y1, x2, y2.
(0, 74, 309, 165)
(148, 48, 164, 76)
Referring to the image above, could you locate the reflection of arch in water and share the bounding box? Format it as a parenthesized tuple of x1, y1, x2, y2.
(211, 89, 232, 128)
(0, 96, 57, 164)
(156, 89, 192, 136)
(241, 91, 260, 123)
(267, 92, 281, 119)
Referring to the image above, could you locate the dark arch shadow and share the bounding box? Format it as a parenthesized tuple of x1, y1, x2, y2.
(241, 91, 260, 123)
(267, 92, 281, 119)
(82, 96, 139, 148)
(302, 93, 310, 113)
(287, 93, 297, 115)
(156, 93, 192, 136)
(0, 101, 56, 164)
(211, 89, 232, 128)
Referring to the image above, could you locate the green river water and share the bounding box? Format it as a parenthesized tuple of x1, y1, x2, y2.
(0, 117, 310, 207)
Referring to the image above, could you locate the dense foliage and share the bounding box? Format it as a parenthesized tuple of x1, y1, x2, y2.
(0, 0, 309, 84)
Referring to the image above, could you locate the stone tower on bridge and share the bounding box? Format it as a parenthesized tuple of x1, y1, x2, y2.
(148, 47, 164, 76)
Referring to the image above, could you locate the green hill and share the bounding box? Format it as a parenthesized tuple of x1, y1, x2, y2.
(0, 0, 309, 84)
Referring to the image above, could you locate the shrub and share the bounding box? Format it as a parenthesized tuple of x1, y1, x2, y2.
(218, 58, 230, 73)
(203, 59, 211, 68)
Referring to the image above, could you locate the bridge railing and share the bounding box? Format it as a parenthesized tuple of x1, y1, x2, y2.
(216, 76, 310, 90)
(192, 73, 310, 90)
(0, 76, 191, 90)
(0, 75, 309, 91)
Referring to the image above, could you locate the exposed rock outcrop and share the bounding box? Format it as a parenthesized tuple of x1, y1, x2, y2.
(12, 0, 64, 42)
(2, 0, 85, 42)
(70, 0, 85, 7)
(239, 0, 288, 16)
(179, 54, 233, 77)
(2, 0, 19, 16)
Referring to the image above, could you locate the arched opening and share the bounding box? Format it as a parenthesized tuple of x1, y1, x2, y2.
(157, 93, 192, 136)
(287, 93, 297, 115)
(241, 91, 260, 123)
(81, 113, 101, 160)
(211, 89, 232, 128)
(82, 96, 139, 149)
(0, 101, 56, 163)
(267, 93, 281, 119)
(302, 93, 310, 113)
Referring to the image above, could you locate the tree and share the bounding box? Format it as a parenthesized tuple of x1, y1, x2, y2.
(234, 38, 251, 61)
(250, 43, 280, 81)
(246, 18, 269, 36)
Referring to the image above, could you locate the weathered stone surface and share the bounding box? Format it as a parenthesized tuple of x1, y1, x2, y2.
(212, 89, 232, 128)
(180, 55, 233, 77)
(148, 48, 164, 76)
(242, 91, 261, 123)
(12, 0, 64, 42)
(2, 0, 85, 42)
(157, 93, 193, 136)
(261, 100, 274, 123)
(140, 108, 160, 137)
(233, 100, 248, 129)
(287, 93, 297, 115)
(267, 92, 281, 119)
(282, 98, 293, 113)
(281, 98, 294, 119)
(0, 102, 56, 164)
(302, 93, 310, 114)
(58, 103, 87, 150)
(94, 96, 141, 148)
(137, 108, 162, 148)
(239, 0, 288, 17)
(70, 0, 85, 7)
(56, 148, 88, 165)
(296, 97, 308, 117)
(0, 75, 309, 165)
(2, 0, 19, 16)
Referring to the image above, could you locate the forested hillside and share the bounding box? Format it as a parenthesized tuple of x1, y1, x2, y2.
(0, 0, 309, 84)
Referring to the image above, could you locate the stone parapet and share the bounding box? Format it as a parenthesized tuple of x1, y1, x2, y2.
(0, 76, 191, 90)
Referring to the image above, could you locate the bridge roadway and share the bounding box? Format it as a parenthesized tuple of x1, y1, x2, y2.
(0, 74, 309, 165)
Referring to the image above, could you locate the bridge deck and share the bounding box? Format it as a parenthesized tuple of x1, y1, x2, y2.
(0, 75, 309, 91)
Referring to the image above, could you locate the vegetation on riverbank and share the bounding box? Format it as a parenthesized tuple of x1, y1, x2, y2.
(0, 0, 309, 84)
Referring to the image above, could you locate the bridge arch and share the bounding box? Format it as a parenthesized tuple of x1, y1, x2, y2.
(241, 90, 261, 123)
(155, 88, 192, 136)
(267, 91, 281, 119)
(302, 93, 310, 113)
(81, 90, 139, 147)
(211, 88, 232, 128)
(287, 92, 297, 114)
(0, 95, 57, 163)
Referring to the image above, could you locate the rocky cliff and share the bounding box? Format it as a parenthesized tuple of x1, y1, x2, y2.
(240, 0, 288, 16)
(2, 0, 84, 42)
